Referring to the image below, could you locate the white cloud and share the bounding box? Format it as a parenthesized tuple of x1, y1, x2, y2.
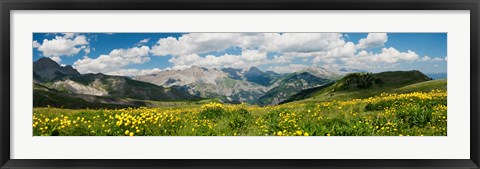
(313, 42, 356, 63)
(33, 33, 89, 57)
(265, 33, 345, 53)
(64, 32, 438, 75)
(445, 56, 448, 61)
(150, 33, 243, 56)
(106, 68, 162, 76)
(431, 57, 444, 62)
(168, 49, 269, 70)
(271, 55, 292, 64)
(50, 56, 62, 64)
(139, 38, 150, 44)
(149, 33, 356, 71)
(267, 64, 310, 74)
(358, 47, 419, 63)
(84, 47, 91, 55)
(420, 56, 431, 62)
(356, 33, 388, 49)
(136, 38, 150, 46)
(73, 46, 150, 74)
(343, 47, 419, 70)
(63, 33, 76, 39)
(150, 33, 347, 57)
(32, 41, 41, 48)
(420, 56, 444, 62)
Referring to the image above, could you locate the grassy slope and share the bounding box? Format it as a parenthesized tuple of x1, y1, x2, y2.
(394, 79, 447, 93)
(282, 70, 433, 104)
(32, 72, 448, 136)
(34, 83, 217, 109)
(34, 85, 132, 109)
(256, 72, 331, 105)
(293, 79, 446, 105)
(63, 73, 199, 101)
(33, 89, 447, 136)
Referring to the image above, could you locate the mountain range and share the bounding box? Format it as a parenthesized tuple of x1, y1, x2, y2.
(132, 64, 346, 105)
(36, 57, 420, 108)
(33, 58, 200, 108)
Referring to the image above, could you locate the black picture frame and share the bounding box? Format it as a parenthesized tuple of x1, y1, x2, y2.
(1, 0, 479, 168)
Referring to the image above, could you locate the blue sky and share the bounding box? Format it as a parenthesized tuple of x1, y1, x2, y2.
(33, 33, 447, 76)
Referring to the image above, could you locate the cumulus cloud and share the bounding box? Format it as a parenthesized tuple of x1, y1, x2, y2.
(150, 33, 347, 57)
(149, 33, 355, 70)
(271, 55, 292, 64)
(32, 41, 41, 48)
(420, 56, 444, 62)
(84, 47, 91, 55)
(356, 33, 388, 49)
(33, 33, 89, 57)
(431, 57, 444, 62)
(358, 47, 418, 63)
(264, 33, 346, 53)
(136, 38, 150, 46)
(106, 68, 162, 77)
(168, 49, 268, 69)
(420, 56, 431, 62)
(63, 33, 76, 39)
(343, 47, 419, 70)
(73, 46, 150, 74)
(150, 33, 244, 56)
(267, 64, 310, 74)
(63, 32, 435, 74)
(313, 42, 356, 63)
(139, 38, 150, 43)
(50, 56, 62, 64)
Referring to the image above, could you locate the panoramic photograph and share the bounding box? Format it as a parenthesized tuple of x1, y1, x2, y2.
(32, 32, 447, 136)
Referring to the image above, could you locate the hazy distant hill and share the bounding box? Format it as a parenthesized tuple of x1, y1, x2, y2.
(425, 73, 447, 80)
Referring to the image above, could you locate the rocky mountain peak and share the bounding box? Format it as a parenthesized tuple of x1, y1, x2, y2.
(301, 66, 342, 80)
(34, 57, 61, 70)
(33, 57, 80, 81)
(244, 66, 264, 76)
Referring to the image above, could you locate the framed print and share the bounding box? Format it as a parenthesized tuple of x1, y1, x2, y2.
(1, 0, 479, 168)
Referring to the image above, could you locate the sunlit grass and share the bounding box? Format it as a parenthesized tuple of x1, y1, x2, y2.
(33, 90, 447, 136)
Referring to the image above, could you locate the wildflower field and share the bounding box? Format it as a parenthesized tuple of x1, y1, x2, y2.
(33, 90, 447, 136)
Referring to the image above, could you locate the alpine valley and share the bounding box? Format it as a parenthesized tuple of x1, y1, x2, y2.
(33, 57, 445, 109)
(31, 32, 449, 137)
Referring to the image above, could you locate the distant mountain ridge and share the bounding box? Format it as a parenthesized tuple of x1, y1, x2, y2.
(33, 57, 418, 108)
(133, 65, 348, 105)
(133, 66, 270, 104)
(255, 72, 332, 105)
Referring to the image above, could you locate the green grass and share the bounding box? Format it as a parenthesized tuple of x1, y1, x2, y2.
(33, 90, 447, 136)
(394, 79, 447, 93)
(282, 71, 434, 104)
